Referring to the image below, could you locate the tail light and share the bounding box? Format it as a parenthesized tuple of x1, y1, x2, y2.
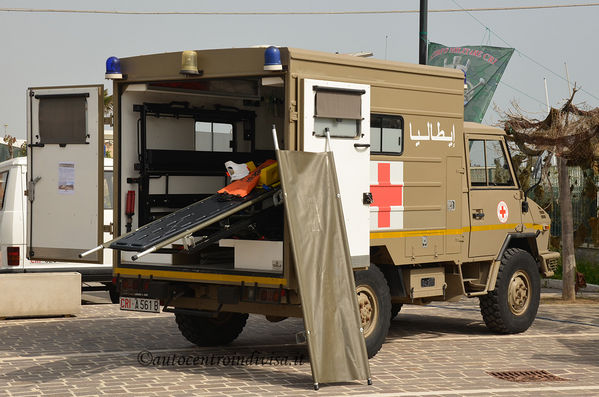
(126, 191, 136, 216)
(7, 247, 19, 266)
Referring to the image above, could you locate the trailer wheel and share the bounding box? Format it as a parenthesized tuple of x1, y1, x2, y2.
(175, 312, 249, 346)
(391, 303, 403, 319)
(355, 266, 391, 358)
(479, 248, 540, 334)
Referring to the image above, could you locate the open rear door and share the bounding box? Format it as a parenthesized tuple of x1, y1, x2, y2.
(27, 85, 104, 263)
(302, 79, 370, 267)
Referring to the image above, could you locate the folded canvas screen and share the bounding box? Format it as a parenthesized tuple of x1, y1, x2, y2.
(276, 149, 370, 387)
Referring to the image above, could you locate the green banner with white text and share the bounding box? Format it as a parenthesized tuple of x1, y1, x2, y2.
(428, 43, 514, 123)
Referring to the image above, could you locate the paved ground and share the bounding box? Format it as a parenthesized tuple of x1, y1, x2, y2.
(0, 290, 598, 396)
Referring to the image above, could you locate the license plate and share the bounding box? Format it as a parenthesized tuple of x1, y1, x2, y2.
(120, 296, 160, 313)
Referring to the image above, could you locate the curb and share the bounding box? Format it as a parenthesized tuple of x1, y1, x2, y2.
(542, 278, 599, 292)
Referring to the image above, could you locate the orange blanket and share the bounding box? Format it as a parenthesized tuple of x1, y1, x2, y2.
(218, 159, 276, 197)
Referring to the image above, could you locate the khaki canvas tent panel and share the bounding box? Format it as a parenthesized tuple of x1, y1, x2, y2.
(276, 148, 370, 388)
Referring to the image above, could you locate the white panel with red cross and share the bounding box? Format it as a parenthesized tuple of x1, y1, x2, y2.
(497, 200, 509, 223)
(370, 161, 404, 231)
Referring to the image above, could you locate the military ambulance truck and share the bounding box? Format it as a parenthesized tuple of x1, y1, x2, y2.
(28, 47, 559, 358)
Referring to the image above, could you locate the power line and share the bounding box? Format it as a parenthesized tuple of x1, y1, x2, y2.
(451, 0, 599, 103)
(498, 81, 549, 108)
(1, 3, 599, 16)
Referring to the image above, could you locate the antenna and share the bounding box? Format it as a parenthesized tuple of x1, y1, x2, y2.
(385, 35, 389, 60)
(544, 77, 550, 113)
(564, 62, 572, 95)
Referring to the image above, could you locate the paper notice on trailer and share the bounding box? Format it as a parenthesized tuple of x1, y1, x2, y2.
(58, 162, 75, 194)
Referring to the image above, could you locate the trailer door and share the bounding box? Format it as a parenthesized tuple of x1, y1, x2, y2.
(302, 79, 370, 267)
(26, 85, 104, 263)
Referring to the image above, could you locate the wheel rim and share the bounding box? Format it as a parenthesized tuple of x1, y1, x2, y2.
(356, 285, 378, 338)
(508, 270, 531, 316)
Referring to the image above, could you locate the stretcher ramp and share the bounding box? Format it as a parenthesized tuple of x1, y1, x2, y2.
(110, 188, 278, 252)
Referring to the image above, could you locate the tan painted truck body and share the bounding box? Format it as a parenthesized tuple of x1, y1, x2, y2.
(29, 47, 559, 358)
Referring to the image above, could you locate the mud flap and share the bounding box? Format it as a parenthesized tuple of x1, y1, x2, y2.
(277, 149, 370, 385)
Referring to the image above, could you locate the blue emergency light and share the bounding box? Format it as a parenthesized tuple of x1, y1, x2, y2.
(264, 46, 282, 71)
(105, 56, 123, 79)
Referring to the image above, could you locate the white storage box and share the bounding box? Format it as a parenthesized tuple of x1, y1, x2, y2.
(219, 239, 283, 273)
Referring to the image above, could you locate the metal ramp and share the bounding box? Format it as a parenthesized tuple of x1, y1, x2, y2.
(80, 188, 280, 260)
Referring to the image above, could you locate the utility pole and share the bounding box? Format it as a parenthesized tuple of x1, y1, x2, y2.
(419, 0, 428, 65)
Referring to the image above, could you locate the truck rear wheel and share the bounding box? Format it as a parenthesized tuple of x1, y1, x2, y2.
(355, 266, 391, 358)
(479, 248, 540, 334)
(175, 312, 248, 346)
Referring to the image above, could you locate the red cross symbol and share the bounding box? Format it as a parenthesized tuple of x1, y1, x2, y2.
(497, 201, 509, 223)
(371, 163, 403, 228)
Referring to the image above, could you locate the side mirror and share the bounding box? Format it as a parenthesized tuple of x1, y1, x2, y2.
(531, 155, 543, 184)
(525, 154, 544, 201)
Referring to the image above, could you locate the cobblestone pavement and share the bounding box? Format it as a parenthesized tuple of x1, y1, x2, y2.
(0, 291, 598, 396)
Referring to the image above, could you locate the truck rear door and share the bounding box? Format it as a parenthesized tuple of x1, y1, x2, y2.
(26, 85, 104, 263)
(302, 79, 370, 267)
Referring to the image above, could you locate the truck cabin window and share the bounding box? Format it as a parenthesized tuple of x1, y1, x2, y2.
(469, 139, 514, 187)
(313, 87, 363, 138)
(0, 171, 7, 210)
(370, 115, 404, 154)
(195, 122, 233, 152)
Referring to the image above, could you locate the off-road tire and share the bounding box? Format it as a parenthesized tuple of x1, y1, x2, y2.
(354, 266, 391, 358)
(479, 248, 540, 334)
(391, 303, 403, 319)
(175, 312, 249, 346)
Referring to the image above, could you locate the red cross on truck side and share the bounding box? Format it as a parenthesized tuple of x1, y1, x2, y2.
(497, 200, 509, 223)
(370, 162, 403, 228)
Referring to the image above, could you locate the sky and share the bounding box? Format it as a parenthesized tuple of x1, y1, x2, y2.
(0, 0, 598, 139)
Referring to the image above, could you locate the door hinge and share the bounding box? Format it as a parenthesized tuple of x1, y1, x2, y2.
(103, 222, 114, 235)
(289, 111, 298, 121)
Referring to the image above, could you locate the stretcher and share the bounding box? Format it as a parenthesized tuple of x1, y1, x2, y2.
(80, 187, 281, 261)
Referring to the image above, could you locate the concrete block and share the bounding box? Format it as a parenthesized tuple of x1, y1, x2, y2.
(0, 272, 81, 317)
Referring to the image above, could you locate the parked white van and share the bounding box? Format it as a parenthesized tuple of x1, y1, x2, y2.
(0, 156, 116, 301)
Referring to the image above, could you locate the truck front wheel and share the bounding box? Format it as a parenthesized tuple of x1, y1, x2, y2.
(479, 248, 540, 333)
(175, 312, 248, 346)
(355, 266, 391, 358)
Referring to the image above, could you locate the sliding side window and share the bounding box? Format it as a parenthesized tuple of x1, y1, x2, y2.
(195, 122, 233, 152)
(370, 115, 404, 154)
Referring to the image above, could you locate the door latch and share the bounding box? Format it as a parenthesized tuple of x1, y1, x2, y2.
(363, 192, 373, 205)
(472, 209, 485, 220)
(27, 176, 42, 203)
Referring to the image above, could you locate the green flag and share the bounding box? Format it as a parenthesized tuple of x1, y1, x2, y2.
(428, 43, 514, 123)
